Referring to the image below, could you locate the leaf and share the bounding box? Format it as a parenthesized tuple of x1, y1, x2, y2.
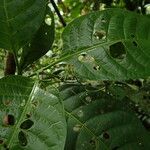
(20, 6, 55, 71)
(62, 9, 150, 80)
(60, 84, 150, 150)
(0, 0, 47, 51)
(0, 76, 66, 150)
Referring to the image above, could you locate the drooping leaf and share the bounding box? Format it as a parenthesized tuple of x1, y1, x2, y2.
(60, 84, 150, 150)
(0, 76, 66, 150)
(20, 6, 55, 71)
(62, 9, 150, 80)
(0, 0, 47, 51)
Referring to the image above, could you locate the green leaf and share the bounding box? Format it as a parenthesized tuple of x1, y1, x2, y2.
(60, 84, 150, 150)
(0, 0, 47, 51)
(62, 9, 150, 80)
(20, 6, 55, 71)
(0, 76, 66, 150)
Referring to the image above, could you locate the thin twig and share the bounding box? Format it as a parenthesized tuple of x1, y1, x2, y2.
(50, 0, 66, 27)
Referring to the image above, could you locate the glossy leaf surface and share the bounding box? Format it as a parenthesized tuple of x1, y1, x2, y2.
(20, 6, 55, 71)
(0, 0, 46, 51)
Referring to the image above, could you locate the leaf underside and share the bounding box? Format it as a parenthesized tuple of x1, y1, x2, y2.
(0, 76, 66, 150)
(60, 84, 150, 150)
(62, 9, 150, 80)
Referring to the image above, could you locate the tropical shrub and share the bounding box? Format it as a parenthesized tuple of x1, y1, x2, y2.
(0, 0, 149, 150)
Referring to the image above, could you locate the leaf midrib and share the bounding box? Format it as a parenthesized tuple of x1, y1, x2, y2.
(31, 40, 120, 76)
(3, 0, 12, 49)
(65, 111, 110, 150)
(7, 82, 38, 148)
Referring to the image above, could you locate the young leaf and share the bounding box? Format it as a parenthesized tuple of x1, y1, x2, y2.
(19, 6, 55, 71)
(0, 76, 66, 150)
(62, 9, 150, 80)
(0, 0, 47, 51)
(60, 84, 150, 150)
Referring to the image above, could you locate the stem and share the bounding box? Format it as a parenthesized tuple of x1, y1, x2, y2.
(13, 52, 21, 75)
(4, 52, 16, 76)
(29, 54, 68, 77)
(50, 0, 66, 27)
